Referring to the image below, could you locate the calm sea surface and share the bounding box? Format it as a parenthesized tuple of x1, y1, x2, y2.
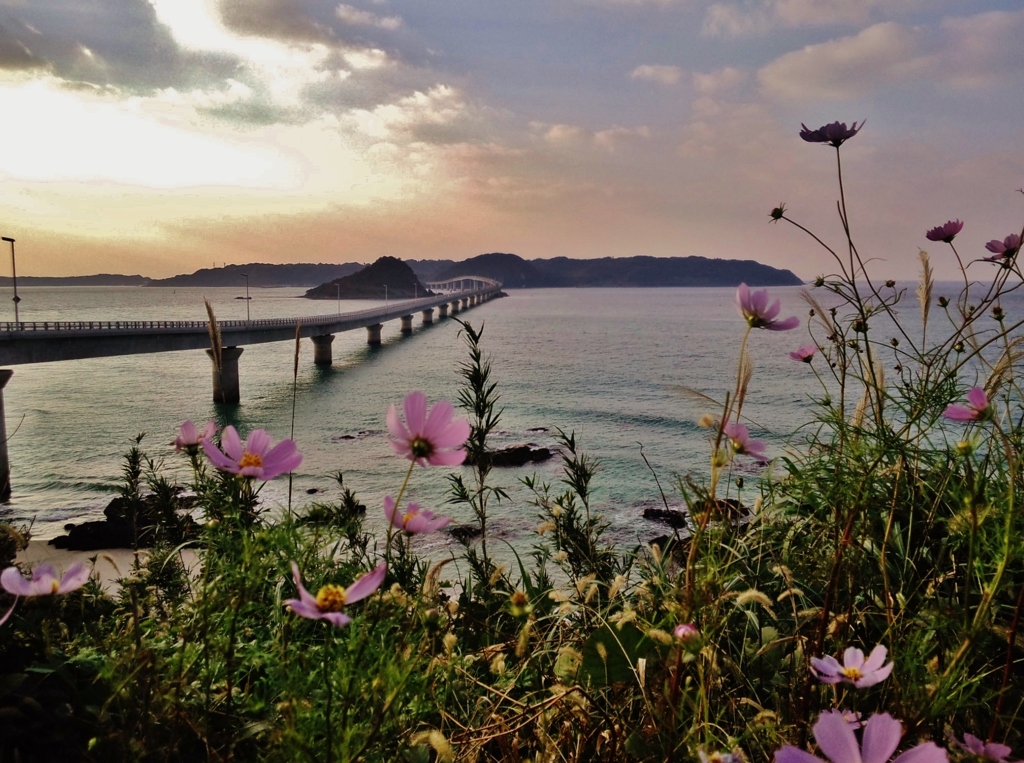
(0, 283, 989, 553)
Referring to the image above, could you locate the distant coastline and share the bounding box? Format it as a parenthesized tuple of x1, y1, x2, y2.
(0, 253, 804, 290)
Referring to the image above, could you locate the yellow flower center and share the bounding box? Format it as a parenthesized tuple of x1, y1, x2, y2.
(315, 584, 348, 612)
(402, 509, 419, 527)
(840, 666, 863, 681)
(239, 452, 264, 469)
(51, 580, 60, 594)
(410, 437, 433, 458)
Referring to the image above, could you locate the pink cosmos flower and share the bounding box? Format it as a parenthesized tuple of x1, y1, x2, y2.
(386, 391, 471, 467)
(284, 561, 386, 628)
(202, 426, 302, 480)
(984, 234, 1021, 261)
(1, 562, 90, 626)
(955, 734, 1018, 763)
(790, 345, 817, 363)
(736, 283, 800, 331)
(799, 121, 865, 148)
(775, 711, 947, 763)
(173, 420, 216, 452)
(723, 421, 768, 464)
(925, 220, 964, 243)
(674, 623, 700, 642)
(810, 644, 893, 688)
(383, 496, 451, 534)
(943, 387, 991, 422)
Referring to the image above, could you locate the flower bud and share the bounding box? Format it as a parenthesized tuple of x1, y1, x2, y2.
(954, 341, 965, 353)
(993, 305, 1005, 322)
(885, 280, 895, 288)
(814, 276, 825, 288)
(852, 319, 867, 334)
(937, 296, 949, 308)
(770, 203, 786, 220)
(890, 337, 898, 347)
(674, 623, 700, 642)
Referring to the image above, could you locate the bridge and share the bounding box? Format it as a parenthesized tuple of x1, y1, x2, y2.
(0, 275, 502, 500)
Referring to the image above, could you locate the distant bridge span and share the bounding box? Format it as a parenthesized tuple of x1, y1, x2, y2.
(0, 276, 502, 500)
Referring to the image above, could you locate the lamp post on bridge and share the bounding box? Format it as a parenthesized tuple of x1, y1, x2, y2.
(2, 237, 19, 325)
(336, 283, 340, 314)
(384, 284, 388, 311)
(240, 272, 251, 322)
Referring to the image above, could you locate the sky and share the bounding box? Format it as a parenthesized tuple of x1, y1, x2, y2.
(0, 0, 1022, 280)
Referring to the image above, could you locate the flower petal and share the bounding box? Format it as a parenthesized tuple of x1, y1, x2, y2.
(245, 429, 272, 458)
(57, 562, 91, 593)
(386, 403, 410, 442)
(855, 661, 893, 687)
(403, 391, 428, 434)
(943, 404, 978, 422)
(861, 644, 888, 674)
(890, 742, 948, 763)
(220, 426, 245, 461)
(776, 748, 826, 763)
(860, 713, 902, 763)
(344, 562, 387, 604)
(768, 316, 801, 331)
(1, 566, 35, 597)
(383, 495, 399, 527)
(426, 448, 468, 467)
(966, 387, 988, 411)
(813, 709, 862, 763)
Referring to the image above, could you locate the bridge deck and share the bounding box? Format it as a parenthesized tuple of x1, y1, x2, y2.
(0, 285, 500, 366)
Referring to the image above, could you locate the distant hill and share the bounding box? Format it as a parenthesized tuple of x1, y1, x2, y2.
(0, 275, 150, 286)
(146, 263, 365, 288)
(430, 252, 802, 288)
(304, 257, 432, 300)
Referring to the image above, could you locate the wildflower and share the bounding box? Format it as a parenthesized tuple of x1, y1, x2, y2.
(926, 220, 964, 243)
(383, 496, 451, 534)
(700, 751, 747, 763)
(955, 734, 1018, 763)
(789, 345, 817, 363)
(1, 562, 90, 626)
(799, 120, 865, 148)
(284, 561, 386, 628)
(944, 387, 992, 423)
(775, 711, 947, 763)
(172, 420, 216, 453)
(723, 421, 768, 464)
(810, 644, 893, 688)
(736, 283, 799, 331)
(674, 623, 700, 642)
(984, 234, 1021, 261)
(2, 562, 90, 597)
(386, 391, 470, 467)
(202, 426, 302, 480)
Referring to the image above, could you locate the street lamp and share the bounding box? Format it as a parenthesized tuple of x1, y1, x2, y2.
(240, 272, 251, 322)
(384, 284, 388, 311)
(1, 237, 18, 325)
(336, 282, 341, 314)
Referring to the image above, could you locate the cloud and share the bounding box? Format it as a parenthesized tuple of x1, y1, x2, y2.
(335, 5, 403, 31)
(216, 0, 336, 44)
(593, 125, 650, 152)
(937, 10, 1024, 90)
(692, 66, 746, 94)
(703, 0, 920, 37)
(757, 22, 930, 100)
(630, 64, 683, 85)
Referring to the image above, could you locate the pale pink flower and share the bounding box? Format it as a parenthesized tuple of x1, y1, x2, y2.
(790, 345, 817, 363)
(723, 421, 768, 464)
(810, 644, 893, 688)
(925, 220, 963, 243)
(383, 496, 451, 534)
(799, 121, 864, 148)
(674, 623, 700, 642)
(736, 283, 800, 331)
(955, 734, 1018, 763)
(984, 234, 1021, 261)
(944, 387, 992, 422)
(775, 711, 947, 763)
(386, 391, 470, 467)
(1, 562, 90, 625)
(202, 426, 302, 480)
(173, 420, 216, 452)
(284, 561, 386, 628)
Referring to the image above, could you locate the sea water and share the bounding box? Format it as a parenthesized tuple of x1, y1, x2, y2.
(0, 283, 991, 554)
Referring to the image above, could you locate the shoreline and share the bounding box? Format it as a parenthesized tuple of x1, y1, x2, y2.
(16, 540, 200, 594)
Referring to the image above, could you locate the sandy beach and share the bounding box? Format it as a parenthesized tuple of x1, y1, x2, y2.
(16, 540, 200, 594)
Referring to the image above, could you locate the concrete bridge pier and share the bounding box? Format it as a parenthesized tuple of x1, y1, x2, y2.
(450, 300, 460, 315)
(421, 308, 434, 325)
(438, 303, 449, 319)
(0, 370, 12, 502)
(312, 334, 334, 366)
(400, 315, 414, 335)
(366, 323, 383, 346)
(207, 346, 244, 404)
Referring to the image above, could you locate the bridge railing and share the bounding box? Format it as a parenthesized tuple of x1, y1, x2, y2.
(0, 287, 498, 333)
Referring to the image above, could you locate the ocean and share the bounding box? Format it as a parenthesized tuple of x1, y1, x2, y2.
(0, 283, 948, 553)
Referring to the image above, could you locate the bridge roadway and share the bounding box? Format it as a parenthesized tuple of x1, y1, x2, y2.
(0, 276, 501, 500)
